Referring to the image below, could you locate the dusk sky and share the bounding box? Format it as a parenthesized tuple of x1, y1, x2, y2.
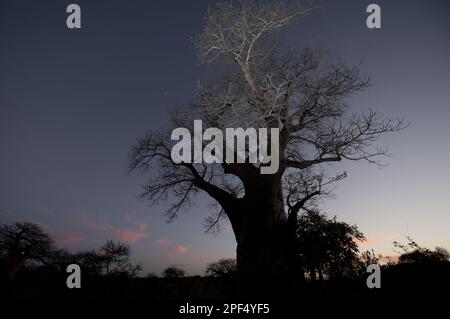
(1, 0, 449, 275)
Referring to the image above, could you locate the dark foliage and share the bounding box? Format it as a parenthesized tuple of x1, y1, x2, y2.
(0, 222, 55, 279)
(297, 210, 365, 280)
(162, 266, 186, 278)
(205, 258, 237, 278)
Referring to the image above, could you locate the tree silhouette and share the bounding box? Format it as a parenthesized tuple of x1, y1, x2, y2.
(206, 258, 237, 278)
(129, 0, 405, 277)
(68, 240, 141, 277)
(297, 210, 364, 280)
(394, 236, 450, 264)
(0, 222, 55, 278)
(71, 250, 105, 276)
(162, 266, 186, 278)
(356, 249, 383, 275)
(146, 272, 158, 278)
(100, 240, 141, 277)
(384, 237, 450, 288)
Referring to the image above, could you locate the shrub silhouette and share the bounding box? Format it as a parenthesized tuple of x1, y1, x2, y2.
(65, 240, 142, 277)
(394, 236, 450, 264)
(162, 266, 186, 278)
(100, 240, 142, 277)
(205, 258, 237, 278)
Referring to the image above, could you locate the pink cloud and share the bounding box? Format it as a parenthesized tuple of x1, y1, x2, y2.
(157, 242, 189, 260)
(358, 235, 395, 246)
(174, 246, 188, 254)
(78, 217, 149, 244)
(114, 228, 147, 244)
(33, 221, 84, 246)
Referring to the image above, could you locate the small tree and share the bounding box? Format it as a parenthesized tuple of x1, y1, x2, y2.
(297, 211, 364, 280)
(353, 249, 383, 278)
(71, 250, 105, 276)
(71, 240, 142, 277)
(49, 248, 75, 272)
(394, 236, 450, 264)
(162, 266, 186, 278)
(100, 240, 141, 277)
(0, 222, 55, 278)
(206, 258, 237, 278)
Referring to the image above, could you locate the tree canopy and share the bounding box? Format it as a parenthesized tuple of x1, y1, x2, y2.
(162, 266, 186, 278)
(0, 222, 55, 278)
(129, 0, 406, 276)
(205, 258, 237, 278)
(297, 210, 364, 280)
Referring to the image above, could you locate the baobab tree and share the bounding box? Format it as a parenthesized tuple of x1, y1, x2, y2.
(129, 1, 405, 278)
(0, 222, 55, 278)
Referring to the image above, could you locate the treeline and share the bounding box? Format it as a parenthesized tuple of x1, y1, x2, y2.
(201, 211, 450, 282)
(0, 222, 141, 279)
(1, 216, 449, 282)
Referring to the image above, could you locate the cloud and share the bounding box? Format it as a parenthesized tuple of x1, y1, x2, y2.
(156, 241, 189, 261)
(33, 221, 84, 246)
(358, 234, 396, 246)
(174, 246, 188, 254)
(114, 227, 147, 244)
(78, 216, 149, 244)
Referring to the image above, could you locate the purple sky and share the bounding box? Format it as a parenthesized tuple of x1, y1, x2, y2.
(1, 0, 449, 275)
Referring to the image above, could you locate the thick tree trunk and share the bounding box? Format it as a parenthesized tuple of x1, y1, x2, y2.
(228, 180, 300, 281)
(228, 194, 302, 296)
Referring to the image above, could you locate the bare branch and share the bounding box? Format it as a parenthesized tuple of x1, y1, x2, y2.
(131, 1, 407, 233)
(129, 131, 239, 221)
